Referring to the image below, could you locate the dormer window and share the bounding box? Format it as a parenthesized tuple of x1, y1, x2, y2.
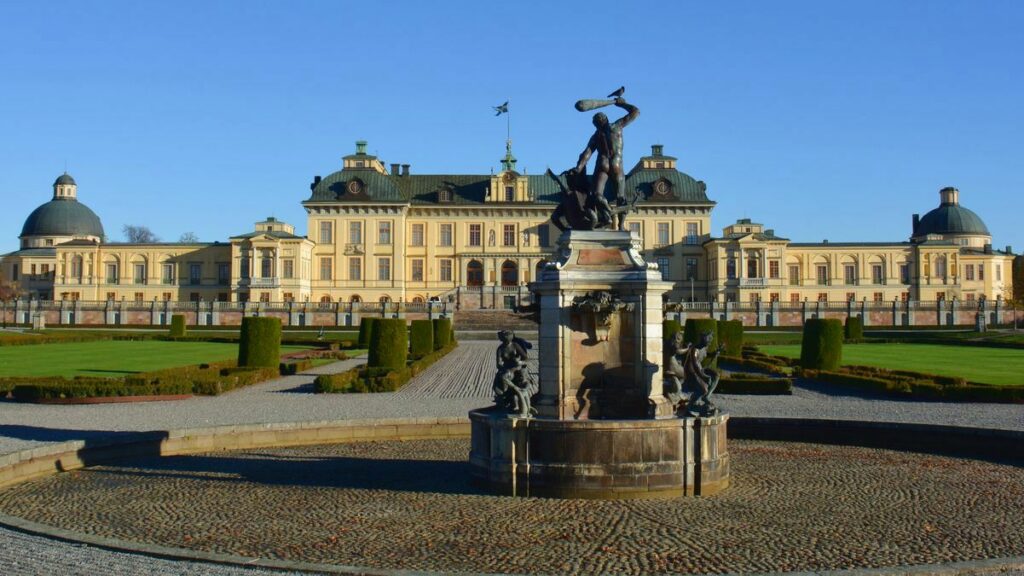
(504, 186, 515, 202)
(438, 187, 453, 203)
(653, 178, 673, 197)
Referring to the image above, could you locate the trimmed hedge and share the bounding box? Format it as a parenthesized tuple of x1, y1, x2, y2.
(8, 360, 279, 401)
(410, 319, 434, 360)
(368, 318, 407, 369)
(432, 318, 452, 351)
(663, 319, 682, 340)
(0, 332, 110, 347)
(798, 365, 1024, 404)
(845, 316, 864, 342)
(315, 342, 457, 393)
(357, 318, 378, 349)
(719, 354, 790, 376)
(718, 320, 744, 357)
(800, 319, 843, 370)
(279, 358, 314, 375)
(683, 318, 718, 348)
(684, 318, 719, 368)
(718, 375, 793, 395)
(169, 314, 187, 338)
(238, 317, 282, 368)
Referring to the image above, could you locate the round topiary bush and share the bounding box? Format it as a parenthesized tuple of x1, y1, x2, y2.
(800, 318, 843, 370)
(717, 320, 744, 357)
(432, 317, 452, 351)
(237, 316, 282, 368)
(357, 317, 378, 349)
(663, 319, 682, 340)
(683, 318, 720, 368)
(409, 319, 434, 360)
(169, 314, 187, 338)
(845, 315, 864, 342)
(369, 318, 408, 369)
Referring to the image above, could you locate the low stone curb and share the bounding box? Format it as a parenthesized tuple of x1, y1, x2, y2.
(0, 416, 1022, 576)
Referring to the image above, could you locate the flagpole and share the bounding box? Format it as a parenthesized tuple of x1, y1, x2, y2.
(506, 98, 511, 143)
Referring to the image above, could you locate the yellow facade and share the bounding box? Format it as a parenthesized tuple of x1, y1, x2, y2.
(2, 147, 1015, 306)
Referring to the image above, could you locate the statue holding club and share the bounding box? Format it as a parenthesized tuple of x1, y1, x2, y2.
(572, 86, 639, 230)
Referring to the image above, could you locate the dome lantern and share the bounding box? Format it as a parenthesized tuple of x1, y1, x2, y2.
(53, 172, 78, 200)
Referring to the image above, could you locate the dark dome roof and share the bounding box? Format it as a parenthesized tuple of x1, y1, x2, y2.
(21, 199, 104, 238)
(54, 173, 76, 186)
(915, 204, 990, 236)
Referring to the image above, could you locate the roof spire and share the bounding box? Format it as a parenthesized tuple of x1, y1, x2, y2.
(500, 138, 517, 172)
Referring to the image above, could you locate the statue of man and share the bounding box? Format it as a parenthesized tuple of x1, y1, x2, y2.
(572, 96, 639, 209)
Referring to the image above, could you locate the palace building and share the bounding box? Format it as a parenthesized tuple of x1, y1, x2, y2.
(1, 141, 1016, 309)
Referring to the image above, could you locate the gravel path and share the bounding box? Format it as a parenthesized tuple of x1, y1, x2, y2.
(1, 341, 1023, 575)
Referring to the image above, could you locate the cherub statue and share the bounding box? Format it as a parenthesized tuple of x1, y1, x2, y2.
(664, 329, 725, 417)
(493, 329, 537, 417)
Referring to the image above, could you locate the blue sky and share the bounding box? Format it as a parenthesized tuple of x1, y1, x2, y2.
(2, 1, 1021, 253)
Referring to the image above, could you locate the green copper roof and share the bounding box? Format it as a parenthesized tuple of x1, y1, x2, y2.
(21, 198, 104, 238)
(304, 166, 712, 206)
(53, 172, 76, 186)
(307, 169, 403, 202)
(915, 204, 990, 236)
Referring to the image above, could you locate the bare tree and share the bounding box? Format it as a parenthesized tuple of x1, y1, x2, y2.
(0, 278, 21, 300)
(179, 232, 199, 243)
(122, 224, 159, 243)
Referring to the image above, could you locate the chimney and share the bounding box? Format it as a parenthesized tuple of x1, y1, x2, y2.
(651, 144, 664, 157)
(390, 163, 400, 176)
(1006, 245, 1013, 255)
(765, 229, 774, 237)
(912, 213, 920, 234)
(401, 164, 410, 177)
(310, 175, 321, 192)
(355, 140, 368, 155)
(984, 243, 993, 254)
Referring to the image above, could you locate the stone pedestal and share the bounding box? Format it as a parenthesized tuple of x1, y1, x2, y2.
(532, 230, 675, 420)
(469, 409, 729, 498)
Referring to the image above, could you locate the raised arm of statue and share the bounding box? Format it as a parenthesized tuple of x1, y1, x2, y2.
(613, 98, 639, 129)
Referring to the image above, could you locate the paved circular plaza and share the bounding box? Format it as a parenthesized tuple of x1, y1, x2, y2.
(1, 437, 1023, 575)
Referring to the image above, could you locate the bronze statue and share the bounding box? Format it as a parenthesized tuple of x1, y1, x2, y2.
(572, 90, 639, 217)
(664, 330, 724, 417)
(547, 167, 613, 231)
(493, 329, 537, 417)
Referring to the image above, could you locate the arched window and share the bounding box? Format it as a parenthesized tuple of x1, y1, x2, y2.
(350, 295, 362, 303)
(320, 295, 331, 304)
(466, 260, 484, 287)
(501, 260, 518, 286)
(379, 295, 391, 304)
(412, 296, 424, 304)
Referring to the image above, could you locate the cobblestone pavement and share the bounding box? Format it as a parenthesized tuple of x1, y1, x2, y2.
(0, 525, 306, 576)
(2, 438, 1024, 575)
(1, 341, 1023, 574)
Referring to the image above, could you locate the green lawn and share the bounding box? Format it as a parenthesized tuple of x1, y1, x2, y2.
(760, 343, 1024, 386)
(745, 332, 804, 346)
(0, 341, 310, 378)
